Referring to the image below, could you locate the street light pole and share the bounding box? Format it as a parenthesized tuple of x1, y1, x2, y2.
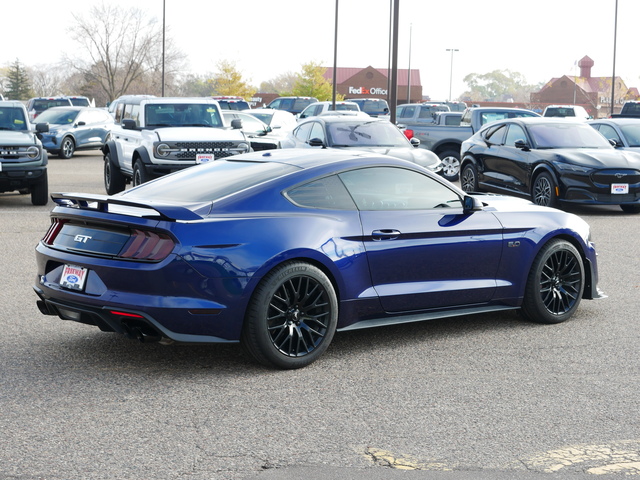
(446, 48, 458, 101)
(611, 0, 618, 116)
(407, 23, 412, 103)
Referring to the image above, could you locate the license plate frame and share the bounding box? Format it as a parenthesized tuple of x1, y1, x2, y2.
(60, 264, 88, 291)
(611, 183, 629, 194)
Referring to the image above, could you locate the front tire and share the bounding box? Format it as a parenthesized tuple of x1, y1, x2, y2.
(532, 172, 558, 208)
(59, 137, 75, 159)
(241, 261, 338, 369)
(439, 150, 460, 181)
(133, 161, 151, 187)
(521, 239, 584, 324)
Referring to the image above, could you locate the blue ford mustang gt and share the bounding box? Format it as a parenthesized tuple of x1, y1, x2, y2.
(34, 149, 603, 369)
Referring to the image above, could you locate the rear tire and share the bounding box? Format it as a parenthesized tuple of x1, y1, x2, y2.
(30, 171, 48, 205)
(460, 163, 479, 193)
(104, 152, 126, 194)
(521, 239, 584, 324)
(438, 150, 460, 181)
(241, 261, 338, 369)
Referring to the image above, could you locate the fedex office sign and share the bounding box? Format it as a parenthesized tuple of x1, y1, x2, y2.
(348, 86, 388, 95)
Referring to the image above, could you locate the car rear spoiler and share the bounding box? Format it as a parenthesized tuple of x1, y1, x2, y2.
(50, 192, 205, 222)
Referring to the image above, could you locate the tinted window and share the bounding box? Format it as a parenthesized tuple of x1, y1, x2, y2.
(123, 160, 298, 203)
(286, 175, 356, 210)
(68, 97, 90, 107)
(484, 124, 506, 144)
(397, 106, 415, 118)
(339, 167, 462, 211)
(504, 124, 527, 146)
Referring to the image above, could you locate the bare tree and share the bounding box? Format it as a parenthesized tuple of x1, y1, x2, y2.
(67, 2, 176, 102)
(29, 64, 67, 97)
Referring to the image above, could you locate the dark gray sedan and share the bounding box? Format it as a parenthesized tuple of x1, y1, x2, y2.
(589, 117, 640, 151)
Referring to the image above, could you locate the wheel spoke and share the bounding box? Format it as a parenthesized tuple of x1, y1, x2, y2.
(539, 249, 582, 315)
(266, 275, 332, 358)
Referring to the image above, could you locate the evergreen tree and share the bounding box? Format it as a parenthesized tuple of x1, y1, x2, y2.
(6, 59, 33, 100)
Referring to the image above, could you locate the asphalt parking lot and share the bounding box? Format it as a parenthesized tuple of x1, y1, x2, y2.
(1, 151, 640, 480)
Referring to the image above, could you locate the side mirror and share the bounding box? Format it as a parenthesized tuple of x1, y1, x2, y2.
(463, 195, 482, 213)
(76, 121, 86, 127)
(35, 123, 49, 133)
(121, 119, 137, 130)
(410, 137, 420, 147)
(308, 138, 325, 148)
(514, 139, 530, 151)
(231, 119, 242, 129)
(609, 138, 622, 147)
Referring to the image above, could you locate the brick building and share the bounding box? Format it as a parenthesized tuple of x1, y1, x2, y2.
(530, 55, 639, 118)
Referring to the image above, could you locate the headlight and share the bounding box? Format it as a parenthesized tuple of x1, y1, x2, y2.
(156, 143, 171, 157)
(26, 146, 40, 159)
(555, 162, 591, 173)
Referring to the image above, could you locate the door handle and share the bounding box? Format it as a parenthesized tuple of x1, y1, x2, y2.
(372, 229, 401, 241)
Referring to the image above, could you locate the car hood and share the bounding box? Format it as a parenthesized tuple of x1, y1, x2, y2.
(153, 127, 246, 141)
(335, 145, 441, 169)
(0, 130, 40, 146)
(551, 148, 640, 168)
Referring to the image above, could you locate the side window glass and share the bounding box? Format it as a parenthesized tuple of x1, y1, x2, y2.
(339, 167, 462, 210)
(286, 175, 356, 210)
(485, 124, 507, 145)
(115, 103, 125, 123)
(294, 122, 313, 142)
(269, 99, 281, 109)
(598, 125, 621, 143)
(404, 106, 416, 118)
(418, 107, 433, 119)
(504, 124, 527, 146)
(309, 122, 325, 143)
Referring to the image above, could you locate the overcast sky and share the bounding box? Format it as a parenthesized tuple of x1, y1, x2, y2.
(4, 0, 638, 100)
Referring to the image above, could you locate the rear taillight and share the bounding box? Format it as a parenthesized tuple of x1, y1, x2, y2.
(42, 218, 68, 245)
(119, 229, 175, 261)
(403, 129, 414, 140)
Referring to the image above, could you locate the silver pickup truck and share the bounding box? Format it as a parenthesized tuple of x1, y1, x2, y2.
(398, 106, 540, 181)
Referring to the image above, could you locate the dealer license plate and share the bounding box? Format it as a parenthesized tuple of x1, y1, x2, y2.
(60, 264, 88, 291)
(612, 183, 629, 194)
(196, 154, 214, 164)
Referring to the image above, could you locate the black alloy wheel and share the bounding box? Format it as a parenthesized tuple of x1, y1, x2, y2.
(242, 262, 338, 369)
(521, 239, 584, 324)
(460, 163, 479, 193)
(532, 172, 558, 208)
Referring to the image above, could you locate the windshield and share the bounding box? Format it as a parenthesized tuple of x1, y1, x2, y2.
(145, 103, 223, 127)
(68, 98, 90, 107)
(529, 123, 613, 149)
(35, 108, 79, 125)
(248, 112, 273, 126)
(327, 121, 409, 148)
(0, 107, 27, 130)
(123, 159, 298, 203)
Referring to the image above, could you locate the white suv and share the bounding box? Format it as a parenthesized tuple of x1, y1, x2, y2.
(103, 97, 250, 194)
(543, 105, 590, 120)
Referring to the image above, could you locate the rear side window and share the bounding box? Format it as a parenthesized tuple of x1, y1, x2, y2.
(286, 175, 356, 210)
